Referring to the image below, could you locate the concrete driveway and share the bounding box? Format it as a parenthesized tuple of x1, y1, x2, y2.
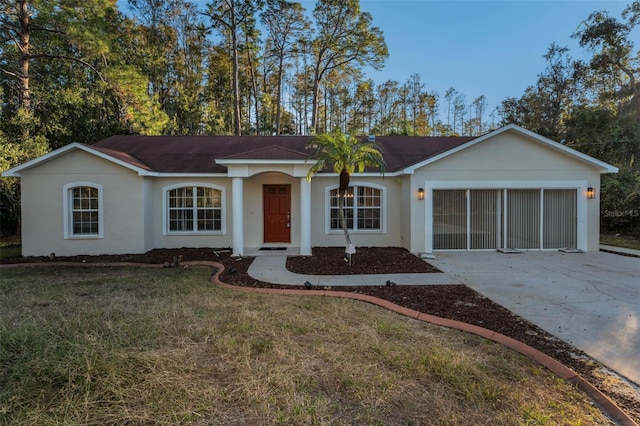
(428, 251, 640, 386)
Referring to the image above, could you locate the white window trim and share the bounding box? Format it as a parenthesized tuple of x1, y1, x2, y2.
(162, 182, 227, 236)
(63, 182, 104, 239)
(424, 180, 587, 253)
(324, 181, 387, 234)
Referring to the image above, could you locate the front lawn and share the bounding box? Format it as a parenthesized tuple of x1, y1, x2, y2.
(0, 265, 610, 425)
(0, 235, 20, 259)
(601, 233, 640, 250)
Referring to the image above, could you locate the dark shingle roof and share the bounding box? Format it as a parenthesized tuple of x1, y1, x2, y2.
(91, 134, 475, 174)
(90, 145, 154, 171)
(222, 145, 311, 161)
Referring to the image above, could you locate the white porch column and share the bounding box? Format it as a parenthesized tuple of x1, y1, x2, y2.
(232, 177, 244, 256)
(424, 186, 434, 253)
(299, 178, 312, 255)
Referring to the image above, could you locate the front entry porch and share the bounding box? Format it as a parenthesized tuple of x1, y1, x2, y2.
(219, 164, 313, 257)
(244, 246, 301, 256)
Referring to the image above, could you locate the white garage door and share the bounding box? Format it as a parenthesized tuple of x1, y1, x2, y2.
(433, 189, 576, 251)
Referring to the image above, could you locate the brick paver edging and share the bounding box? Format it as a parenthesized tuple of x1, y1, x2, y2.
(2, 260, 636, 425)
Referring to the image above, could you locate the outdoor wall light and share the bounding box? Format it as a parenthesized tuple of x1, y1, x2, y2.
(587, 187, 596, 199)
(417, 188, 425, 200)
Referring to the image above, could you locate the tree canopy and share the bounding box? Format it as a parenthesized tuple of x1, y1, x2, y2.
(1, 0, 639, 236)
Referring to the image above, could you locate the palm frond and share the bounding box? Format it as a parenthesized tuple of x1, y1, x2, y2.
(306, 129, 385, 180)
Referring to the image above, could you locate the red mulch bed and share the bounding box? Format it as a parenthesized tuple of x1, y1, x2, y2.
(2, 246, 638, 422)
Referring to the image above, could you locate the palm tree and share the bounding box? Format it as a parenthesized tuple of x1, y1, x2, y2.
(306, 129, 385, 265)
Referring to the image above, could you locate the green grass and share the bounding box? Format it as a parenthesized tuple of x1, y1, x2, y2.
(0, 236, 21, 259)
(0, 245, 20, 259)
(601, 233, 640, 250)
(0, 266, 611, 425)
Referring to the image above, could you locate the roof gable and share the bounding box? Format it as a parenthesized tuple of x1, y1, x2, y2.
(222, 145, 311, 161)
(402, 124, 618, 174)
(1, 142, 154, 177)
(90, 146, 154, 171)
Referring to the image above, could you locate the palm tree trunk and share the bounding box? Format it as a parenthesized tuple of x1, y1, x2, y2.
(338, 190, 353, 266)
(338, 169, 354, 265)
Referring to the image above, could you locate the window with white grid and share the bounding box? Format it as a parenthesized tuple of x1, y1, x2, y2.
(71, 186, 100, 235)
(63, 182, 104, 239)
(329, 186, 382, 231)
(168, 186, 222, 232)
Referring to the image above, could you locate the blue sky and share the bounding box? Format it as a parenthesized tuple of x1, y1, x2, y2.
(354, 0, 637, 114)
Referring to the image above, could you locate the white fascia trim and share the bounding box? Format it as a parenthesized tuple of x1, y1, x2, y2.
(428, 180, 587, 189)
(312, 172, 394, 178)
(2, 142, 155, 177)
(351, 172, 390, 177)
(155, 173, 228, 178)
(221, 161, 319, 178)
(3, 143, 83, 177)
(216, 159, 311, 165)
(403, 123, 618, 174)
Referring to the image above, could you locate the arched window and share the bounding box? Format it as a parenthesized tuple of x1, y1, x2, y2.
(163, 184, 225, 234)
(63, 183, 104, 239)
(327, 184, 385, 232)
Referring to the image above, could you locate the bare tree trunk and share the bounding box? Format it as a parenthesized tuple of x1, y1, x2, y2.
(311, 63, 322, 133)
(245, 33, 259, 135)
(230, 0, 242, 135)
(275, 55, 284, 134)
(18, 0, 31, 114)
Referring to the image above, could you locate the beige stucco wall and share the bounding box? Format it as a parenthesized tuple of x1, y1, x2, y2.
(142, 177, 155, 252)
(20, 150, 146, 256)
(409, 131, 604, 252)
(400, 175, 424, 253)
(18, 155, 402, 255)
(419, 132, 599, 179)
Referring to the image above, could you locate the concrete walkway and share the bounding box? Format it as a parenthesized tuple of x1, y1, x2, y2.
(248, 249, 640, 387)
(248, 255, 461, 286)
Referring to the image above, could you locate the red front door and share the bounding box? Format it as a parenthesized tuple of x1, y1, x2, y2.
(263, 185, 291, 243)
